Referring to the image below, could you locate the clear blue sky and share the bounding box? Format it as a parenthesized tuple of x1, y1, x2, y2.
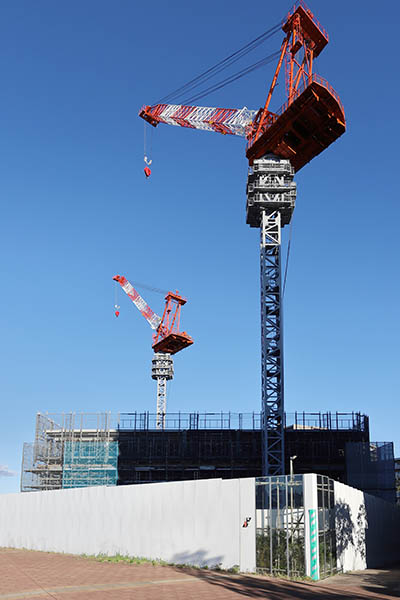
(1, 0, 399, 494)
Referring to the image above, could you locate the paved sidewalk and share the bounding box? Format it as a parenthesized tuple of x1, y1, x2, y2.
(1, 548, 399, 599)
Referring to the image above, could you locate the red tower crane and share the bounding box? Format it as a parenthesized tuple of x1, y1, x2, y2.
(113, 275, 193, 428)
(140, 2, 345, 172)
(138, 1, 346, 473)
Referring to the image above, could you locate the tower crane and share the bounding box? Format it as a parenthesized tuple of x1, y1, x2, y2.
(139, 1, 346, 475)
(113, 275, 193, 428)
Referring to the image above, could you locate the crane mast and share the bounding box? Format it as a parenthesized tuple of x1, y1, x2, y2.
(139, 1, 345, 475)
(248, 155, 296, 475)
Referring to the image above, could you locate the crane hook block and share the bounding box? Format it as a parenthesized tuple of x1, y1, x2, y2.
(144, 166, 151, 178)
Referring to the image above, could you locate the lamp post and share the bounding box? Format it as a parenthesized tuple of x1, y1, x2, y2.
(289, 455, 297, 482)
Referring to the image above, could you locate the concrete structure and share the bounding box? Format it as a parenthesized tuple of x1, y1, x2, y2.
(2, 475, 399, 579)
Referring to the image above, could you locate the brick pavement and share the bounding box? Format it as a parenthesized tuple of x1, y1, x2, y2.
(1, 548, 399, 599)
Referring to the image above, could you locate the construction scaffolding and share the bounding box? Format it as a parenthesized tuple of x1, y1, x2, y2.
(21, 412, 119, 492)
(63, 441, 118, 488)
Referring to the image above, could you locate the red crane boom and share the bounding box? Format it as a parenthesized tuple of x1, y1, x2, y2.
(139, 0, 346, 172)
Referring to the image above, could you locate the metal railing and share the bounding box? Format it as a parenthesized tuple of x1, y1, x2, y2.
(275, 73, 345, 119)
(289, 1, 329, 42)
(247, 73, 344, 152)
(285, 412, 368, 432)
(117, 411, 367, 432)
(118, 411, 262, 431)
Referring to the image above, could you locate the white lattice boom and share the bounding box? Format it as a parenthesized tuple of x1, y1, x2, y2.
(140, 104, 257, 137)
(113, 275, 162, 330)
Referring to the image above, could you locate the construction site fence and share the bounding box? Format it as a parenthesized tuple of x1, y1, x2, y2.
(346, 441, 396, 503)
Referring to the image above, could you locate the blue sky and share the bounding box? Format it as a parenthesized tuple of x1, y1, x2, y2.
(1, 0, 399, 494)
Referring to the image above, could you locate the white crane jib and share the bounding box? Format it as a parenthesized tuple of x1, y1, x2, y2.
(113, 275, 162, 330)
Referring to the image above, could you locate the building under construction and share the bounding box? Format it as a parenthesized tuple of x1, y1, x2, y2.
(21, 410, 396, 503)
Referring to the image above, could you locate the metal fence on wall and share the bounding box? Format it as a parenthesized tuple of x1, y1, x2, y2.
(317, 475, 337, 578)
(255, 475, 305, 577)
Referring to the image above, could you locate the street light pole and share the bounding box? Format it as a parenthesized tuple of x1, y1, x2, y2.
(289, 455, 297, 482)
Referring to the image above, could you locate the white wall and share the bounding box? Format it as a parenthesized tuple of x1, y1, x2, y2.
(0, 477, 256, 572)
(334, 481, 400, 572)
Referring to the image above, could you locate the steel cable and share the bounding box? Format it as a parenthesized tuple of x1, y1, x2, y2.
(156, 21, 283, 104)
(181, 50, 281, 105)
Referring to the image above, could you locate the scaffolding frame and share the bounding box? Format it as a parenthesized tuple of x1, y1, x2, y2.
(21, 412, 119, 492)
(63, 440, 118, 488)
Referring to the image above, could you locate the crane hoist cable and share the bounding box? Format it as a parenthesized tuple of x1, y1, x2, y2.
(182, 50, 281, 105)
(130, 281, 168, 296)
(114, 283, 120, 317)
(282, 217, 294, 300)
(156, 20, 283, 105)
(143, 121, 153, 178)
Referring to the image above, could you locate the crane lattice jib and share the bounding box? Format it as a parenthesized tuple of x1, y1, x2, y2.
(139, 105, 258, 137)
(113, 275, 162, 330)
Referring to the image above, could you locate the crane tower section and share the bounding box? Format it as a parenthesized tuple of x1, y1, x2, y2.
(248, 155, 296, 475)
(152, 353, 174, 429)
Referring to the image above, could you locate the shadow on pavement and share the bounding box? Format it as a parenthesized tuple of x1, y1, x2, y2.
(172, 567, 400, 599)
(357, 569, 400, 598)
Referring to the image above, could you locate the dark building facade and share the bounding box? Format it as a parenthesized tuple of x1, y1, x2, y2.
(116, 411, 396, 502)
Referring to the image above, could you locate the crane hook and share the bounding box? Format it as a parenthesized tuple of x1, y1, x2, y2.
(144, 155, 152, 179)
(114, 304, 120, 318)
